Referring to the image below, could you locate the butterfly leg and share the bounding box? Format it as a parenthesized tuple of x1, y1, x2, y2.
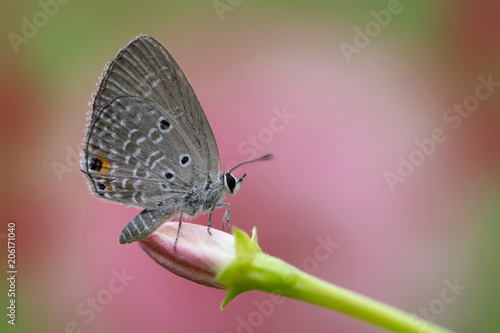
(206, 202, 231, 234)
(218, 202, 231, 231)
(207, 208, 215, 235)
(173, 210, 184, 250)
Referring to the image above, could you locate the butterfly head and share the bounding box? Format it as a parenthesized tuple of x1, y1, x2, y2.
(222, 172, 246, 195)
(222, 153, 274, 195)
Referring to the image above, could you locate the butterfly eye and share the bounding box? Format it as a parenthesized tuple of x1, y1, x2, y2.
(225, 173, 237, 193)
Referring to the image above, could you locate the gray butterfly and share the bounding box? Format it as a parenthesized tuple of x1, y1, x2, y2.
(81, 35, 272, 247)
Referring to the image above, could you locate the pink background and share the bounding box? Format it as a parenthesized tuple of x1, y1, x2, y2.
(1, 1, 499, 332)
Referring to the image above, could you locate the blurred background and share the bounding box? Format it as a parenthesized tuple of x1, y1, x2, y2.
(1, 0, 499, 332)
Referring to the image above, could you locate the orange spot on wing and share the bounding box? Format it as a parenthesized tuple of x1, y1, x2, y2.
(97, 158, 110, 174)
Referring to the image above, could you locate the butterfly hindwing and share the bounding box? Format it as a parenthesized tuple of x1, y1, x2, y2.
(83, 96, 207, 209)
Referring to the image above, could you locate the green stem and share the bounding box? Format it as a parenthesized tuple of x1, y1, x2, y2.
(218, 228, 454, 333)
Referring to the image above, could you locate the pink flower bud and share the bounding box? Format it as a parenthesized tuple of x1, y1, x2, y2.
(139, 222, 236, 289)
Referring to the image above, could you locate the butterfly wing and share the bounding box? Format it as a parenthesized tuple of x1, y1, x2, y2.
(83, 96, 203, 209)
(82, 36, 221, 211)
(92, 35, 220, 179)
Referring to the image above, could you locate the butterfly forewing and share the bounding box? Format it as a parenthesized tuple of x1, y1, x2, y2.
(90, 36, 220, 180)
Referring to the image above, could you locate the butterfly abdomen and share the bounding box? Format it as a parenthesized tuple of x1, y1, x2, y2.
(119, 208, 178, 244)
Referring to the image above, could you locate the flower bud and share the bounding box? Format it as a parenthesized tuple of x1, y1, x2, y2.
(139, 222, 235, 289)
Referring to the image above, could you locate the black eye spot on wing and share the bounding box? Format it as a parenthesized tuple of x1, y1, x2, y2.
(160, 119, 171, 130)
(179, 154, 191, 167)
(89, 158, 103, 171)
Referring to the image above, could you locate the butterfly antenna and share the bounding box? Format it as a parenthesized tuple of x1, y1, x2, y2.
(229, 153, 274, 174)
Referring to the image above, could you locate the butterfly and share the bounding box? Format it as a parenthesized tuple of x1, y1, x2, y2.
(81, 35, 272, 248)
